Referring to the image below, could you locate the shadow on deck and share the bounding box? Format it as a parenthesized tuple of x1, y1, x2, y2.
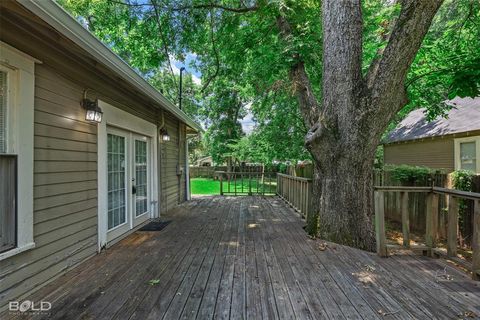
(7, 196, 480, 319)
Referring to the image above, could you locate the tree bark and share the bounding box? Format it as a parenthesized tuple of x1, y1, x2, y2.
(301, 0, 443, 251)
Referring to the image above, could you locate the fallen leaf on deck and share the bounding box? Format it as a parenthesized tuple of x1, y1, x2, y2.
(378, 309, 400, 316)
(462, 311, 477, 318)
(318, 242, 327, 251)
(364, 264, 376, 272)
(148, 279, 160, 286)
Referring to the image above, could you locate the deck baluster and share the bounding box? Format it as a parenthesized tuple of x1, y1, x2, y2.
(375, 190, 387, 257)
(447, 195, 459, 257)
(425, 192, 439, 257)
(400, 191, 410, 248)
(473, 200, 480, 280)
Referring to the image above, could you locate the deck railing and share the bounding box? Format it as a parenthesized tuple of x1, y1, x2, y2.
(276, 173, 312, 220)
(216, 171, 277, 195)
(375, 186, 480, 279)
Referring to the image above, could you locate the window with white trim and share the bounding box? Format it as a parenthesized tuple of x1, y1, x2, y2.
(455, 136, 480, 174)
(0, 67, 17, 253)
(0, 42, 36, 260)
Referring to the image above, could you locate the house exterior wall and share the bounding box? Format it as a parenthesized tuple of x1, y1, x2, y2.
(0, 2, 189, 309)
(384, 137, 454, 172)
(0, 63, 99, 309)
(161, 117, 187, 212)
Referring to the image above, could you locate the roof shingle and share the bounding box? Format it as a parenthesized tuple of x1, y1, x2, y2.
(385, 96, 480, 144)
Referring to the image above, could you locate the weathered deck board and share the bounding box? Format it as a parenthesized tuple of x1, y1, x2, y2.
(5, 196, 480, 320)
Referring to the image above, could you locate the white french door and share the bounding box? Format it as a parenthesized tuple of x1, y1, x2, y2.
(106, 127, 151, 242)
(132, 134, 150, 226)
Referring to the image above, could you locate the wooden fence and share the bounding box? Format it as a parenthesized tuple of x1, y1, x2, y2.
(216, 171, 277, 195)
(190, 165, 268, 178)
(373, 170, 449, 235)
(375, 171, 480, 247)
(275, 172, 480, 279)
(276, 173, 312, 220)
(286, 164, 314, 179)
(374, 186, 480, 279)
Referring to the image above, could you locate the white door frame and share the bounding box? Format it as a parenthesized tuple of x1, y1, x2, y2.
(97, 100, 158, 250)
(131, 133, 152, 227)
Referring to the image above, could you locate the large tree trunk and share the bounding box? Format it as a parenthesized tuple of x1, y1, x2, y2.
(304, 0, 377, 250)
(301, 0, 443, 251)
(307, 140, 378, 250)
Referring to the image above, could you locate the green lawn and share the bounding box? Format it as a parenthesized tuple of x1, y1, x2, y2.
(190, 178, 222, 195)
(190, 178, 276, 195)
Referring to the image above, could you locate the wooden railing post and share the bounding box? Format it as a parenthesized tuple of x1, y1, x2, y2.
(425, 192, 439, 257)
(276, 175, 279, 195)
(249, 173, 252, 196)
(219, 174, 223, 196)
(375, 190, 387, 257)
(307, 181, 312, 222)
(473, 200, 480, 280)
(447, 195, 458, 257)
(400, 192, 410, 248)
(276, 173, 313, 219)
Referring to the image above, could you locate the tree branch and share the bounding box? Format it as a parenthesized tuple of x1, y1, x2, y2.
(170, 3, 258, 13)
(201, 10, 221, 93)
(150, 0, 179, 100)
(107, 0, 150, 7)
(107, 0, 258, 13)
(276, 15, 320, 128)
(367, 0, 444, 122)
(405, 63, 475, 89)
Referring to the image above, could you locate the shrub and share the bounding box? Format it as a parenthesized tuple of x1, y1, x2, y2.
(278, 163, 288, 174)
(451, 169, 475, 192)
(451, 170, 476, 245)
(385, 164, 434, 185)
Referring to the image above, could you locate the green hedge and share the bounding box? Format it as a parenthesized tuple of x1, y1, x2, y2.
(451, 170, 476, 227)
(451, 169, 476, 192)
(384, 164, 435, 184)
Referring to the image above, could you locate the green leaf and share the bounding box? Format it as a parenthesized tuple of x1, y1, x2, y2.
(148, 279, 161, 286)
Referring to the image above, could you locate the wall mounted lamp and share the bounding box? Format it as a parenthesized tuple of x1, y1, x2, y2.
(160, 127, 170, 142)
(81, 89, 103, 123)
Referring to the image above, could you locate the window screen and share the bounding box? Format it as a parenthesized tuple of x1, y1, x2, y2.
(0, 155, 16, 253)
(0, 70, 7, 153)
(460, 141, 477, 172)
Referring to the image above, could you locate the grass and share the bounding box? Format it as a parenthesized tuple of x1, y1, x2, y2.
(191, 178, 222, 195)
(190, 177, 276, 195)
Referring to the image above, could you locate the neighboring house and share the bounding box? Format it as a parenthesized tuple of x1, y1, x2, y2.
(383, 96, 480, 173)
(196, 155, 213, 166)
(0, 0, 200, 309)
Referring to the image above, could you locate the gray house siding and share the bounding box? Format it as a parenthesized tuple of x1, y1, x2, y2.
(384, 137, 455, 172)
(0, 63, 99, 307)
(0, 1, 191, 309)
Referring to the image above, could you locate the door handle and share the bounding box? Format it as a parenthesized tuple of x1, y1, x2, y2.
(132, 185, 137, 194)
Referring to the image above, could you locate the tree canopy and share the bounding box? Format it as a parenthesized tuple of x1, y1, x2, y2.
(59, 0, 480, 249)
(60, 0, 479, 163)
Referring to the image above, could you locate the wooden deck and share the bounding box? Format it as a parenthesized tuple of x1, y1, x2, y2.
(7, 196, 480, 319)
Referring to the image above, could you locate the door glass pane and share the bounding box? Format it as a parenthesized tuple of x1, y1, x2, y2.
(108, 134, 126, 229)
(460, 142, 477, 172)
(135, 139, 148, 216)
(0, 71, 7, 153)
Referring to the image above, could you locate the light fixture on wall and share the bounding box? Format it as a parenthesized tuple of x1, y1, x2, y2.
(81, 89, 103, 123)
(160, 127, 170, 141)
(158, 110, 170, 142)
